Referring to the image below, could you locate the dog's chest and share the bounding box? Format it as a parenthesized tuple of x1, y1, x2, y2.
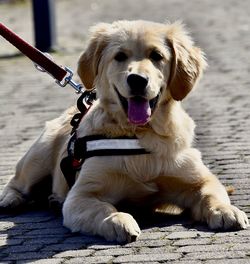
(122, 154, 167, 183)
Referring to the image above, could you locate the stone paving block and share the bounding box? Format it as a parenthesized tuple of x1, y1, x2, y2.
(63, 234, 105, 245)
(205, 259, 250, 264)
(65, 256, 114, 264)
(183, 251, 247, 261)
(25, 227, 70, 236)
(41, 243, 84, 252)
(0, 222, 15, 231)
(113, 253, 183, 263)
(169, 261, 201, 264)
(19, 259, 64, 264)
(124, 239, 169, 248)
(176, 243, 250, 253)
(24, 237, 63, 245)
(94, 247, 134, 256)
(53, 249, 95, 258)
(0, 238, 23, 247)
(3, 215, 55, 224)
(209, 236, 250, 245)
(173, 238, 212, 246)
(1, 244, 43, 255)
(112, 263, 160, 264)
(1, 252, 56, 262)
(138, 231, 166, 240)
(138, 246, 176, 254)
(87, 244, 121, 250)
(166, 231, 204, 240)
(213, 230, 250, 237)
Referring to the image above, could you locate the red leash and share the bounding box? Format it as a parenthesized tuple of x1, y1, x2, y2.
(0, 22, 84, 93)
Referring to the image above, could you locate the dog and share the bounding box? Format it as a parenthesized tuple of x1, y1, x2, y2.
(0, 20, 248, 243)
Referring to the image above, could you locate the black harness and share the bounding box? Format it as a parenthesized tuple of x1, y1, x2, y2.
(60, 91, 149, 189)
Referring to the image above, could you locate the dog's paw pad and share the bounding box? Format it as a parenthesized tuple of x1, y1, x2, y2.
(101, 212, 141, 243)
(208, 204, 249, 230)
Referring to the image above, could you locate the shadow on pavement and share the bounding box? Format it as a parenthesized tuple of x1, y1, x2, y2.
(0, 201, 211, 262)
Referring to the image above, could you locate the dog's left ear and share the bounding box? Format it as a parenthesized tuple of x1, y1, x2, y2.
(77, 23, 110, 90)
(167, 22, 207, 101)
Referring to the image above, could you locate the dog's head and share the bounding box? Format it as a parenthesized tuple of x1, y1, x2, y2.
(78, 20, 207, 126)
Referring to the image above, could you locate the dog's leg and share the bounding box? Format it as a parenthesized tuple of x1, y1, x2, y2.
(0, 107, 75, 212)
(0, 125, 58, 211)
(159, 148, 249, 230)
(62, 164, 141, 243)
(0, 139, 52, 211)
(63, 194, 141, 243)
(191, 176, 249, 230)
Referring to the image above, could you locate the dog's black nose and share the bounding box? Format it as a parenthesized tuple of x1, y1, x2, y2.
(127, 74, 148, 96)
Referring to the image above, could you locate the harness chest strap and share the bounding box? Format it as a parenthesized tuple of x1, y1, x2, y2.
(60, 135, 150, 189)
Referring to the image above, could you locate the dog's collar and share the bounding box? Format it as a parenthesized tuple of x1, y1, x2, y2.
(60, 134, 149, 188)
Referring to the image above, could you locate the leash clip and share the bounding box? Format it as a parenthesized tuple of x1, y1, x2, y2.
(56, 67, 83, 94)
(33, 52, 83, 94)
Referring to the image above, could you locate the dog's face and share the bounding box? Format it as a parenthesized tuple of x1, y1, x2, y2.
(78, 20, 206, 125)
(105, 23, 171, 125)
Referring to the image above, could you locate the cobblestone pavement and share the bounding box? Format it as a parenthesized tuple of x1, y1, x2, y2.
(0, 0, 250, 263)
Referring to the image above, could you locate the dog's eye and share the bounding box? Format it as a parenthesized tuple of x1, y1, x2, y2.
(149, 50, 164, 62)
(114, 52, 128, 62)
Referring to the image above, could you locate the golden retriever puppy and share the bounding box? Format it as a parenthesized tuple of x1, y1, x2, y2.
(0, 20, 248, 243)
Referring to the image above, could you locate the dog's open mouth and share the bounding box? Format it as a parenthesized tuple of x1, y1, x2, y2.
(115, 88, 161, 125)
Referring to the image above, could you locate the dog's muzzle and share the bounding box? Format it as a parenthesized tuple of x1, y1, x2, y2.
(115, 87, 161, 125)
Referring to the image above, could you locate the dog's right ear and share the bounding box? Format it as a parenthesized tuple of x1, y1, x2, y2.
(77, 23, 110, 90)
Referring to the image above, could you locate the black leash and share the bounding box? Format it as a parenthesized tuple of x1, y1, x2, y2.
(70, 90, 97, 135)
(60, 90, 96, 188)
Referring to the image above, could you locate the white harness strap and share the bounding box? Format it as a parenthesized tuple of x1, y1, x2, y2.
(61, 134, 149, 188)
(86, 139, 143, 151)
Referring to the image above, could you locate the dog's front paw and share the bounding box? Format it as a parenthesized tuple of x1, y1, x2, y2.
(207, 204, 249, 230)
(0, 188, 26, 212)
(100, 212, 141, 243)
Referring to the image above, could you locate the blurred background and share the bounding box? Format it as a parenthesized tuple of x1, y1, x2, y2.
(1, 0, 249, 58)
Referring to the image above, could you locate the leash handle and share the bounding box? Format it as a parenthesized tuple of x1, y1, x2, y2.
(0, 22, 67, 82)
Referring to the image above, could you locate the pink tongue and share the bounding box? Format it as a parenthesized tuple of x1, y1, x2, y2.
(128, 97, 151, 125)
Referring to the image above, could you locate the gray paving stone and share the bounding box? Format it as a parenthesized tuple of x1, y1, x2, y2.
(172, 238, 212, 246)
(139, 231, 166, 240)
(53, 249, 95, 258)
(18, 259, 64, 264)
(87, 244, 121, 250)
(170, 261, 201, 264)
(25, 227, 70, 236)
(166, 231, 205, 240)
(65, 256, 114, 264)
(124, 239, 169, 248)
(1, 244, 43, 254)
(138, 246, 176, 254)
(176, 243, 250, 253)
(41, 243, 84, 252)
(0, 238, 23, 247)
(205, 259, 250, 264)
(94, 247, 134, 256)
(114, 253, 182, 263)
(183, 251, 247, 261)
(1, 252, 56, 261)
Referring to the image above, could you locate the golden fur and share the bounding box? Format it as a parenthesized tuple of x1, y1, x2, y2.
(0, 20, 248, 243)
